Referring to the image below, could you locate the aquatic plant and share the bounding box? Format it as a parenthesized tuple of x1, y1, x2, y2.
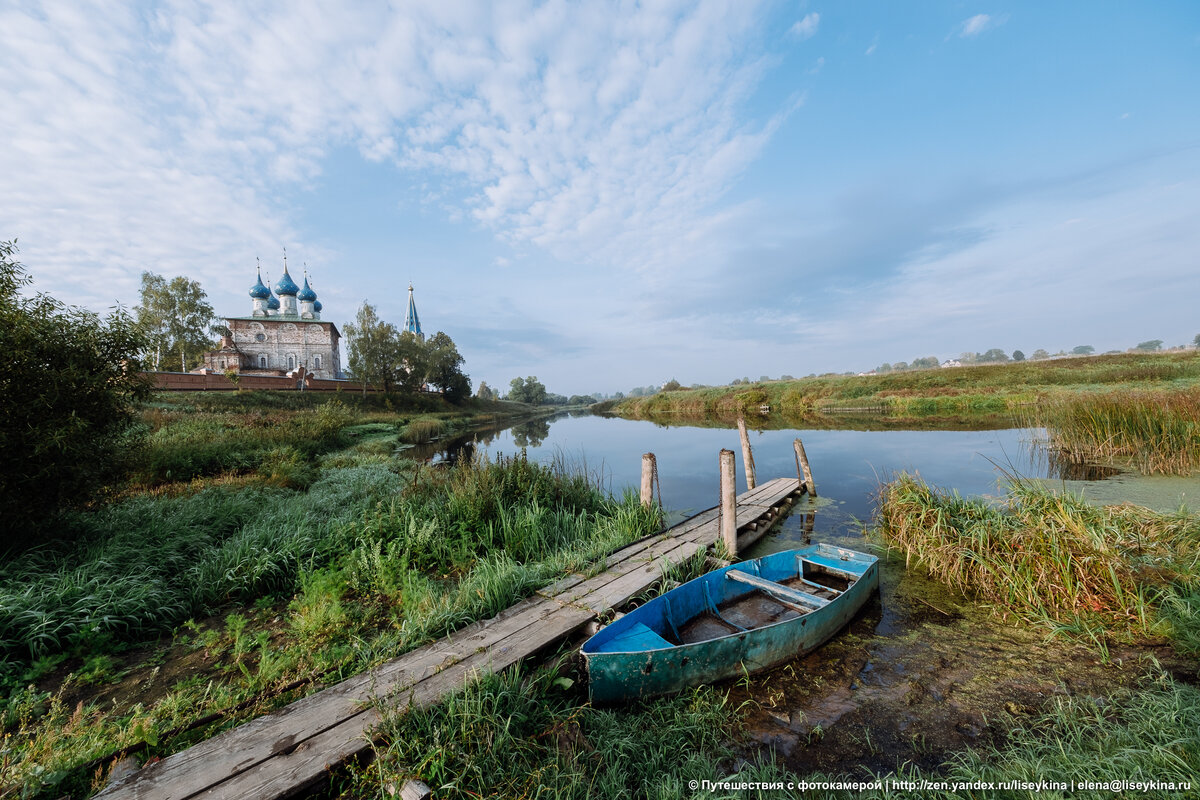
(1032, 388, 1200, 475)
(878, 473, 1200, 651)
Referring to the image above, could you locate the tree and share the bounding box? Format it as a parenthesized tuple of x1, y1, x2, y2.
(1012, 350, 1026, 362)
(508, 375, 547, 405)
(1135, 339, 1163, 352)
(1193, 334, 1200, 348)
(1, 241, 151, 547)
(136, 271, 216, 372)
(421, 331, 470, 402)
(977, 349, 1009, 363)
(476, 381, 498, 401)
(390, 331, 428, 394)
(344, 301, 401, 393)
(910, 357, 939, 370)
(1072, 345, 1095, 355)
(1031, 349, 1050, 360)
(662, 378, 682, 391)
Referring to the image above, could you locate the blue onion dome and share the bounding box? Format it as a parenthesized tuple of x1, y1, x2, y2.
(274, 267, 299, 296)
(297, 276, 317, 302)
(267, 292, 281, 311)
(313, 299, 323, 313)
(249, 271, 271, 300)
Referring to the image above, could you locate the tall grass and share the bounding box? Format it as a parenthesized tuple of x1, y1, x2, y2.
(1032, 389, 1200, 475)
(878, 474, 1200, 650)
(131, 399, 358, 486)
(356, 667, 735, 800)
(399, 418, 445, 443)
(0, 466, 404, 674)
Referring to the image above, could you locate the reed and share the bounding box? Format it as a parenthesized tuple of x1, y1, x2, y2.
(1032, 388, 1200, 475)
(878, 473, 1200, 650)
(399, 417, 446, 443)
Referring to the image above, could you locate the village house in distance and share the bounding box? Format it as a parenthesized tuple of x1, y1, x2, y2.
(201, 256, 342, 379)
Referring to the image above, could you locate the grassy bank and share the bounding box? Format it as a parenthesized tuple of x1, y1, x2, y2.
(0, 390, 652, 798)
(121, 391, 535, 492)
(877, 474, 1200, 654)
(613, 351, 1200, 422)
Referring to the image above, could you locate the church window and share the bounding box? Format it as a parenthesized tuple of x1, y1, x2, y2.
(314, 355, 321, 369)
(256, 333, 265, 342)
(259, 355, 267, 368)
(288, 355, 296, 370)
(220, 359, 226, 369)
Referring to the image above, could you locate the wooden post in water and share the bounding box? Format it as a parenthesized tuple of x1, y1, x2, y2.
(737, 416, 756, 490)
(793, 438, 816, 497)
(640, 453, 656, 509)
(719, 448, 737, 557)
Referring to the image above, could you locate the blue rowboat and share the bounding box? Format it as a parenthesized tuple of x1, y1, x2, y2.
(581, 544, 879, 704)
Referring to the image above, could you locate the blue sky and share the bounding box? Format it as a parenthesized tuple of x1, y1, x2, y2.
(3, 2, 1198, 396)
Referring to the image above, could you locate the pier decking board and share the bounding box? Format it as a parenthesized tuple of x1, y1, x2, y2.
(98, 478, 800, 800)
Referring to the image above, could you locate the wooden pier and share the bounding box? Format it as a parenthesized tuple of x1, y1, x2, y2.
(98, 477, 803, 800)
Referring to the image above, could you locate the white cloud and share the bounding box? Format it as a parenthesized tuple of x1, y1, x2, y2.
(1, 0, 786, 312)
(958, 13, 1007, 38)
(790, 12, 820, 41)
(865, 35, 879, 56)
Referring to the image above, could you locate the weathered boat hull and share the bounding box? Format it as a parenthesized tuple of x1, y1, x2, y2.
(581, 544, 879, 704)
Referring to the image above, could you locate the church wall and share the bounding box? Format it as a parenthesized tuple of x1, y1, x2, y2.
(227, 318, 342, 379)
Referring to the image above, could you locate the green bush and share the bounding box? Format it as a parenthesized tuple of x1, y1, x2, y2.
(0, 241, 151, 549)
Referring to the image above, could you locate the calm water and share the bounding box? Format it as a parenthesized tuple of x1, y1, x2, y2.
(419, 412, 1051, 541)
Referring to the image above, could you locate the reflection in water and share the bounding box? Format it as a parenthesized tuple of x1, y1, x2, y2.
(511, 418, 550, 448)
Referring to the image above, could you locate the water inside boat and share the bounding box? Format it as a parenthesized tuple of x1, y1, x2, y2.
(676, 564, 851, 645)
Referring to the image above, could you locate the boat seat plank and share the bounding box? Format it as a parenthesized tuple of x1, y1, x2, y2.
(725, 570, 829, 609)
(800, 557, 863, 582)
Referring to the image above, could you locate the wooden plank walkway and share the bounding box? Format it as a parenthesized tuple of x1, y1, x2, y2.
(98, 477, 802, 800)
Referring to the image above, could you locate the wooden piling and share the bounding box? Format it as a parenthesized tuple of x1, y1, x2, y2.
(793, 438, 816, 497)
(719, 449, 737, 557)
(640, 453, 656, 508)
(737, 416, 756, 490)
